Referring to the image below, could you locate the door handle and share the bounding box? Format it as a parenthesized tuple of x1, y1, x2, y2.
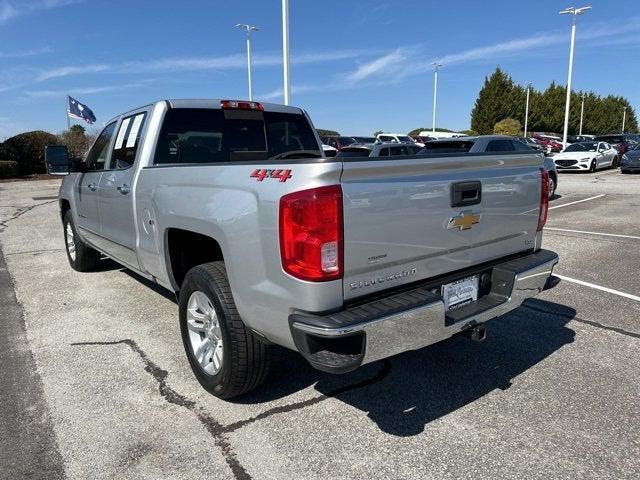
(87, 183, 98, 191)
(117, 184, 130, 194)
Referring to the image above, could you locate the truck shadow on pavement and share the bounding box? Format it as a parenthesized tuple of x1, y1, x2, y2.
(241, 298, 576, 437)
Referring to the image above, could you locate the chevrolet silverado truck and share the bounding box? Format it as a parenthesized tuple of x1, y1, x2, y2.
(46, 99, 559, 399)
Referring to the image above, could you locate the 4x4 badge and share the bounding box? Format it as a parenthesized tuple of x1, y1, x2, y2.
(447, 212, 481, 231)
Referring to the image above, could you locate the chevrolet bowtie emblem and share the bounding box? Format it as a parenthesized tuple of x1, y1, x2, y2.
(447, 212, 481, 231)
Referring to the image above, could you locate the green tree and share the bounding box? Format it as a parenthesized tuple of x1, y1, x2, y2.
(470, 67, 518, 135)
(59, 125, 95, 158)
(0, 142, 18, 162)
(493, 118, 522, 136)
(3, 130, 58, 175)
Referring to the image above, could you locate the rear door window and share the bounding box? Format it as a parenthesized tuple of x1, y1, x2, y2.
(111, 112, 146, 169)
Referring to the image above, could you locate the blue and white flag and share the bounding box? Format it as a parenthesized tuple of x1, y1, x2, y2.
(67, 96, 96, 124)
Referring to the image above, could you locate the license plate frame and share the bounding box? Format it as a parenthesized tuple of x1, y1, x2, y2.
(442, 275, 479, 312)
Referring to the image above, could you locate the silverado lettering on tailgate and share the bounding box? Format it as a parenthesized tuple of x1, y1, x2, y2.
(349, 268, 418, 291)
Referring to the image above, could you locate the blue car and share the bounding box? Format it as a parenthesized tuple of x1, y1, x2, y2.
(620, 144, 640, 173)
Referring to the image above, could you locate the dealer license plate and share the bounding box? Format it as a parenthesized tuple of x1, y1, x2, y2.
(442, 275, 479, 311)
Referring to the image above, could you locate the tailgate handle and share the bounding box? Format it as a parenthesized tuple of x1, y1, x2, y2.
(451, 181, 482, 207)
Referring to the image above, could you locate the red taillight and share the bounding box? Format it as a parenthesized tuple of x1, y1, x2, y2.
(279, 185, 343, 282)
(220, 100, 264, 111)
(538, 168, 549, 231)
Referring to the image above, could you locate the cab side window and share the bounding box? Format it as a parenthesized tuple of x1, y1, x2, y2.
(85, 122, 117, 171)
(510, 140, 532, 151)
(486, 140, 515, 152)
(110, 113, 147, 170)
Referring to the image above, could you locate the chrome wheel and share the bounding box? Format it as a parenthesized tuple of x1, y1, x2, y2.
(186, 291, 223, 375)
(65, 222, 76, 261)
(547, 176, 555, 199)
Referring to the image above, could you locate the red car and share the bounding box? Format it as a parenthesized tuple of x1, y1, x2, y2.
(320, 136, 357, 150)
(532, 135, 563, 153)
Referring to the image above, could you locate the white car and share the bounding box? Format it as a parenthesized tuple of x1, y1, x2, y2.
(376, 133, 421, 146)
(553, 141, 619, 172)
(321, 143, 337, 157)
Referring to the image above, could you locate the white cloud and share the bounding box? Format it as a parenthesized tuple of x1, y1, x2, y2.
(0, 0, 81, 25)
(25, 83, 146, 98)
(0, 46, 52, 59)
(259, 84, 323, 101)
(37, 64, 110, 81)
(345, 48, 407, 82)
(34, 49, 376, 82)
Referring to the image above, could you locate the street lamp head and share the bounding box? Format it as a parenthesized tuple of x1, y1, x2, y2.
(236, 23, 259, 32)
(432, 62, 443, 70)
(559, 5, 591, 15)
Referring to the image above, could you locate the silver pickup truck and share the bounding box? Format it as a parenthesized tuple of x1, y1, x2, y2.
(46, 99, 559, 399)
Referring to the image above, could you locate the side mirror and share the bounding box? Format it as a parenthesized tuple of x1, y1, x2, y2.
(45, 145, 70, 175)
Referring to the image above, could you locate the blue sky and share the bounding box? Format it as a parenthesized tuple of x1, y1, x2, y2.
(0, 0, 638, 139)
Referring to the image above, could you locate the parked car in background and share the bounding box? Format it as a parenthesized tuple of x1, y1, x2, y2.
(420, 136, 556, 197)
(411, 135, 436, 144)
(516, 137, 544, 152)
(553, 141, 618, 172)
(322, 144, 338, 157)
(376, 133, 417, 145)
(593, 133, 640, 157)
(351, 136, 377, 146)
(337, 142, 422, 157)
(320, 135, 357, 150)
(567, 134, 595, 143)
(620, 143, 640, 173)
(419, 130, 465, 139)
(532, 134, 563, 154)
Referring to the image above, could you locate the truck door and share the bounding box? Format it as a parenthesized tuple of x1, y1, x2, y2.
(76, 122, 117, 241)
(97, 111, 147, 269)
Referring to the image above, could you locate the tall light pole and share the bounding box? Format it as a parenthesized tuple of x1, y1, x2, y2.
(622, 106, 627, 133)
(579, 93, 586, 135)
(281, 0, 291, 105)
(236, 24, 259, 101)
(524, 82, 532, 138)
(559, 5, 591, 149)
(431, 62, 442, 133)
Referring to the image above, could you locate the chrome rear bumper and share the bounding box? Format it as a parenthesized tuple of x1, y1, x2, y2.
(289, 249, 559, 373)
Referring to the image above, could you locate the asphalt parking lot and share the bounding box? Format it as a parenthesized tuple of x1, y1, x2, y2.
(1, 171, 639, 480)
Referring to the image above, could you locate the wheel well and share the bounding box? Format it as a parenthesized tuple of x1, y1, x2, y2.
(166, 229, 223, 290)
(60, 199, 70, 221)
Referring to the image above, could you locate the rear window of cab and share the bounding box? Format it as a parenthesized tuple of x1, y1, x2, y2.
(154, 108, 319, 164)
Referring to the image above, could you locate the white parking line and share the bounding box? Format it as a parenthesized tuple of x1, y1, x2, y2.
(545, 228, 640, 240)
(556, 274, 640, 302)
(549, 194, 606, 210)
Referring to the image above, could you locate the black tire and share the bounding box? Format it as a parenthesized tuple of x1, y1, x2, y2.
(589, 159, 597, 173)
(621, 169, 629, 174)
(63, 211, 101, 272)
(179, 262, 271, 399)
(612, 156, 619, 168)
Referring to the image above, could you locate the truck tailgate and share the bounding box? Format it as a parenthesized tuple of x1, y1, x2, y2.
(341, 153, 543, 300)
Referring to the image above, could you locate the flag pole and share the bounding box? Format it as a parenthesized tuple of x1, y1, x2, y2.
(66, 95, 70, 130)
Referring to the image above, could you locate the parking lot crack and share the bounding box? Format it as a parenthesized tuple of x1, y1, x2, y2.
(0, 199, 58, 233)
(222, 360, 392, 434)
(71, 339, 251, 480)
(523, 304, 640, 339)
